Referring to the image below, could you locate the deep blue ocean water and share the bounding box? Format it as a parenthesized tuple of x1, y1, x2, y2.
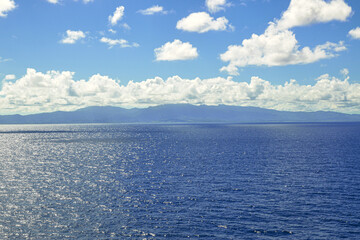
(0, 123, 359, 239)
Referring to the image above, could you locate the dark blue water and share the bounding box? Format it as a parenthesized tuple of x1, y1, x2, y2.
(0, 123, 359, 239)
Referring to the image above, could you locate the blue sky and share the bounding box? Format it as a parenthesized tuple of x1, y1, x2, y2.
(0, 0, 360, 114)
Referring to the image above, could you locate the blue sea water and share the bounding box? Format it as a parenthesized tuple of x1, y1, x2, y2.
(0, 123, 359, 239)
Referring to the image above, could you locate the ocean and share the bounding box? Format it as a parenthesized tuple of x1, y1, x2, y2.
(0, 123, 359, 239)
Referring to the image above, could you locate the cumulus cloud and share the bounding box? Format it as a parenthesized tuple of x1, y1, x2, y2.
(220, 0, 352, 75)
(176, 12, 232, 33)
(109, 6, 124, 26)
(154, 39, 199, 61)
(0, 0, 16, 17)
(220, 24, 346, 75)
(349, 27, 360, 39)
(60, 30, 86, 44)
(276, 0, 352, 30)
(138, 5, 167, 15)
(100, 37, 139, 48)
(1, 68, 359, 115)
(206, 0, 229, 13)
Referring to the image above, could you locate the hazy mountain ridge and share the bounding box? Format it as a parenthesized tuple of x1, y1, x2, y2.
(1, 104, 360, 124)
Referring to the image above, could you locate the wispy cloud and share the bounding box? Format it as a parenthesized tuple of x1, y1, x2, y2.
(341, 68, 349, 76)
(138, 5, 167, 15)
(108, 29, 116, 34)
(120, 23, 131, 30)
(100, 37, 139, 48)
(0, 56, 12, 63)
(47, 0, 94, 4)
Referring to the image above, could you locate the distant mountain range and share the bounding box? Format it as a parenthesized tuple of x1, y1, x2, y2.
(1, 104, 360, 124)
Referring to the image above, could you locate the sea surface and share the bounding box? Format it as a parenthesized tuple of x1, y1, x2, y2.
(0, 123, 359, 239)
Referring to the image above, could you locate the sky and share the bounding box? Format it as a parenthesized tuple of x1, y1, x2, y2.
(0, 0, 360, 115)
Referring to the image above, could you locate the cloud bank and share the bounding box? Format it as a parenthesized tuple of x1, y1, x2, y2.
(220, 0, 352, 75)
(1, 68, 359, 115)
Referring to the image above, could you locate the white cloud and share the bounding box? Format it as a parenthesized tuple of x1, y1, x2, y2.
(48, 0, 93, 4)
(108, 29, 116, 34)
(176, 12, 231, 33)
(154, 39, 199, 61)
(73, 0, 94, 3)
(0, 0, 16, 17)
(138, 5, 167, 15)
(341, 68, 349, 76)
(121, 23, 131, 30)
(100, 37, 139, 48)
(349, 27, 360, 39)
(206, 0, 229, 13)
(47, 0, 59, 4)
(60, 30, 86, 44)
(220, 24, 346, 75)
(220, 0, 351, 75)
(276, 0, 352, 30)
(3, 74, 15, 81)
(0, 56, 11, 63)
(1, 68, 359, 115)
(109, 6, 124, 26)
